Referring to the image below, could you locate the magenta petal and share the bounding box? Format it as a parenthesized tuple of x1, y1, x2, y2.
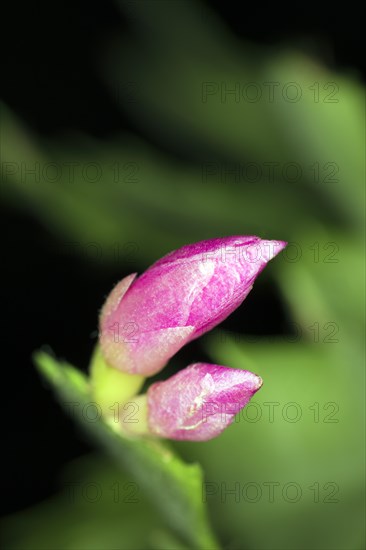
(100, 273, 137, 323)
(100, 325, 195, 375)
(99, 236, 286, 375)
(147, 363, 263, 441)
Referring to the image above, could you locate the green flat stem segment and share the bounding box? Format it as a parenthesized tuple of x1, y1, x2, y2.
(89, 344, 145, 417)
(34, 350, 220, 550)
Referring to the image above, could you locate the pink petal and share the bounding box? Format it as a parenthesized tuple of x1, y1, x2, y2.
(147, 363, 263, 441)
(99, 237, 286, 375)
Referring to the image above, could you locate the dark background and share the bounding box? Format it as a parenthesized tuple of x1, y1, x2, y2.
(1, 0, 364, 518)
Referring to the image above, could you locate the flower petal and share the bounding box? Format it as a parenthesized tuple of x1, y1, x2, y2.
(147, 363, 263, 441)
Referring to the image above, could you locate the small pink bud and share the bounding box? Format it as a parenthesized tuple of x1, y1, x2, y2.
(147, 363, 263, 441)
(99, 236, 286, 375)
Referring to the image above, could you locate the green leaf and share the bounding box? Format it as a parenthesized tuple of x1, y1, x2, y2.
(2, 101, 354, 270)
(176, 335, 365, 550)
(106, 2, 364, 229)
(33, 351, 220, 550)
(276, 232, 365, 348)
(1, 453, 190, 550)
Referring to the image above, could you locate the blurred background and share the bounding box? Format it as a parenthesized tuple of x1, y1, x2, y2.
(1, 1, 364, 549)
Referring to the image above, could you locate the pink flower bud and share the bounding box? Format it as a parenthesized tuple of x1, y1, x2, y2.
(99, 236, 286, 375)
(147, 363, 263, 441)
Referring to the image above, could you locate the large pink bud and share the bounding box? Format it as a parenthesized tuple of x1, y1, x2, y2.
(99, 236, 286, 375)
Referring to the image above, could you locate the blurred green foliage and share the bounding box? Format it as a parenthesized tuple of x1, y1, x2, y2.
(1, 1, 364, 549)
(29, 352, 218, 550)
(1, 451, 191, 550)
